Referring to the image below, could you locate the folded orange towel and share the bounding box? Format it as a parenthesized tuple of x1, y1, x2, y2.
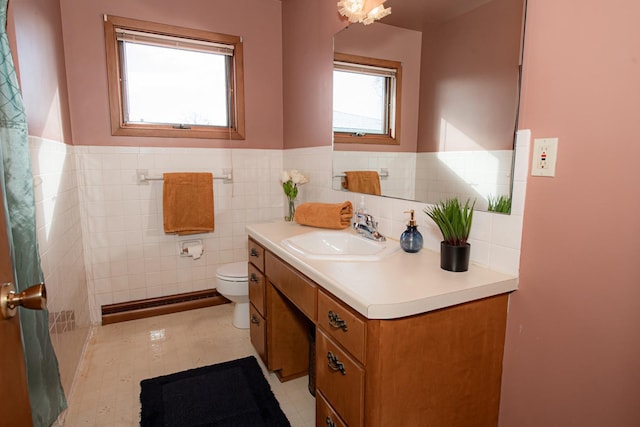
(344, 171, 381, 196)
(294, 201, 353, 229)
(163, 173, 214, 235)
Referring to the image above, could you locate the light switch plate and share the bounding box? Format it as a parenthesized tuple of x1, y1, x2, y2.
(531, 138, 558, 177)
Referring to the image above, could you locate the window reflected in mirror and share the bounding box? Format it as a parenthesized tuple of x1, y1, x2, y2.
(333, 53, 401, 145)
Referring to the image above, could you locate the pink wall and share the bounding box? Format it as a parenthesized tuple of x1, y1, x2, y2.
(59, 0, 283, 149)
(282, 0, 343, 149)
(499, 0, 640, 425)
(12, 0, 639, 422)
(417, 0, 523, 153)
(8, 0, 73, 144)
(282, 0, 640, 424)
(333, 23, 422, 153)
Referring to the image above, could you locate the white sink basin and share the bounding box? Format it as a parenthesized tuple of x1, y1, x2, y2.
(281, 230, 399, 261)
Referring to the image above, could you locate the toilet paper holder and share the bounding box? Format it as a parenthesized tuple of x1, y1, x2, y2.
(180, 239, 204, 259)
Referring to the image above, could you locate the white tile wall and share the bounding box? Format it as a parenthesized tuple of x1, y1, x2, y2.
(332, 148, 514, 211)
(29, 136, 90, 396)
(74, 146, 284, 323)
(332, 151, 416, 200)
(415, 149, 514, 211)
(283, 146, 334, 204)
(284, 130, 530, 276)
(42, 131, 528, 327)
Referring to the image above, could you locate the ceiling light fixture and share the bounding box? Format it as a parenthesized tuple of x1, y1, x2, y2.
(337, 0, 391, 26)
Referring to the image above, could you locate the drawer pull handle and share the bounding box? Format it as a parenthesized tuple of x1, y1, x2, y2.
(250, 248, 260, 257)
(325, 416, 337, 427)
(250, 273, 259, 283)
(328, 310, 348, 332)
(327, 351, 346, 375)
(251, 314, 260, 325)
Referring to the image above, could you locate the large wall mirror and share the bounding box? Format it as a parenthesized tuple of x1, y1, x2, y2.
(332, 0, 527, 213)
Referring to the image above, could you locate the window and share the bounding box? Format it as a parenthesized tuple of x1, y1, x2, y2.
(333, 52, 401, 145)
(104, 15, 245, 139)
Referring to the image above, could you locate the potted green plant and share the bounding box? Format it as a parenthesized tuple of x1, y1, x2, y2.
(424, 198, 475, 272)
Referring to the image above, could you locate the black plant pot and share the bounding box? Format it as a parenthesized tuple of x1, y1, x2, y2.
(440, 242, 470, 272)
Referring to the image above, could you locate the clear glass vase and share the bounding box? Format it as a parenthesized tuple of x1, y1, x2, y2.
(285, 199, 296, 222)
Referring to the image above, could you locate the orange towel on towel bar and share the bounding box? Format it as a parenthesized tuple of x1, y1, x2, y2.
(344, 171, 381, 196)
(163, 173, 214, 235)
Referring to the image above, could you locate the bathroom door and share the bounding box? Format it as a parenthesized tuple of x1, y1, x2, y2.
(0, 185, 33, 426)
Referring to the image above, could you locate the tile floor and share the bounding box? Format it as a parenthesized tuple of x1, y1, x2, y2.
(61, 304, 315, 426)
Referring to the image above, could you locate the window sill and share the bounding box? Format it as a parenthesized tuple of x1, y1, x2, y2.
(334, 133, 399, 145)
(111, 124, 245, 140)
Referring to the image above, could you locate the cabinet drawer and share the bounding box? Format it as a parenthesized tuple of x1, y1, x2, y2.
(318, 290, 366, 363)
(265, 252, 316, 320)
(248, 263, 265, 316)
(316, 330, 364, 427)
(248, 238, 265, 272)
(249, 304, 267, 365)
(316, 391, 348, 427)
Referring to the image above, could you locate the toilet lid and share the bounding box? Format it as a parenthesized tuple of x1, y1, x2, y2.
(216, 261, 248, 281)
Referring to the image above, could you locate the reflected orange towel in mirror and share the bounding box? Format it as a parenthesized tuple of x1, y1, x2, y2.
(344, 171, 381, 196)
(163, 173, 214, 235)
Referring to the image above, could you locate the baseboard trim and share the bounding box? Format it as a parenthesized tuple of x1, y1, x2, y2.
(101, 289, 229, 325)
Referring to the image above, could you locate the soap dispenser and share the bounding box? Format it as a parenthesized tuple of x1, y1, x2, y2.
(400, 210, 423, 253)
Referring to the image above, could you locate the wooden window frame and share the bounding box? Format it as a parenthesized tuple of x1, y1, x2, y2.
(104, 15, 245, 140)
(333, 52, 402, 146)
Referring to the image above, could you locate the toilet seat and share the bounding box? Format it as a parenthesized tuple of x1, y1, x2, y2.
(216, 261, 248, 282)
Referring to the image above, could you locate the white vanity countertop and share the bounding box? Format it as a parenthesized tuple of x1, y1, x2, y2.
(247, 221, 518, 320)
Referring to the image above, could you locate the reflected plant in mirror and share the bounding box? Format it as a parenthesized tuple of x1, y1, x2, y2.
(332, 0, 527, 213)
(487, 195, 512, 214)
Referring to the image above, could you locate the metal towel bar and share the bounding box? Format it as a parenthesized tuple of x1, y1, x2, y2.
(333, 168, 389, 178)
(136, 168, 233, 185)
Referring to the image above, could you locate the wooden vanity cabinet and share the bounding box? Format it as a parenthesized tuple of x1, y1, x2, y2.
(362, 294, 508, 427)
(247, 239, 267, 364)
(250, 240, 510, 427)
(264, 252, 316, 381)
(248, 238, 265, 271)
(266, 252, 317, 320)
(318, 290, 366, 363)
(316, 328, 365, 426)
(248, 304, 266, 362)
(316, 289, 367, 426)
(317, 392, 348, 427)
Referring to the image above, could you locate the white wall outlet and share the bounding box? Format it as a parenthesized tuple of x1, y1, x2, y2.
(531, 138, 558, 177)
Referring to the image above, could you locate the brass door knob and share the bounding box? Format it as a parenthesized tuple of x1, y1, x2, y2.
(1, 282, 47, 320)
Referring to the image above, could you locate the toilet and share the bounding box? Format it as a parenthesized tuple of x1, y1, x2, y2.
(215, 261, 249, 329)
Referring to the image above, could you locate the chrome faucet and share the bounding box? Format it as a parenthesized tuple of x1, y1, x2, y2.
(353, 212, 386, 242)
